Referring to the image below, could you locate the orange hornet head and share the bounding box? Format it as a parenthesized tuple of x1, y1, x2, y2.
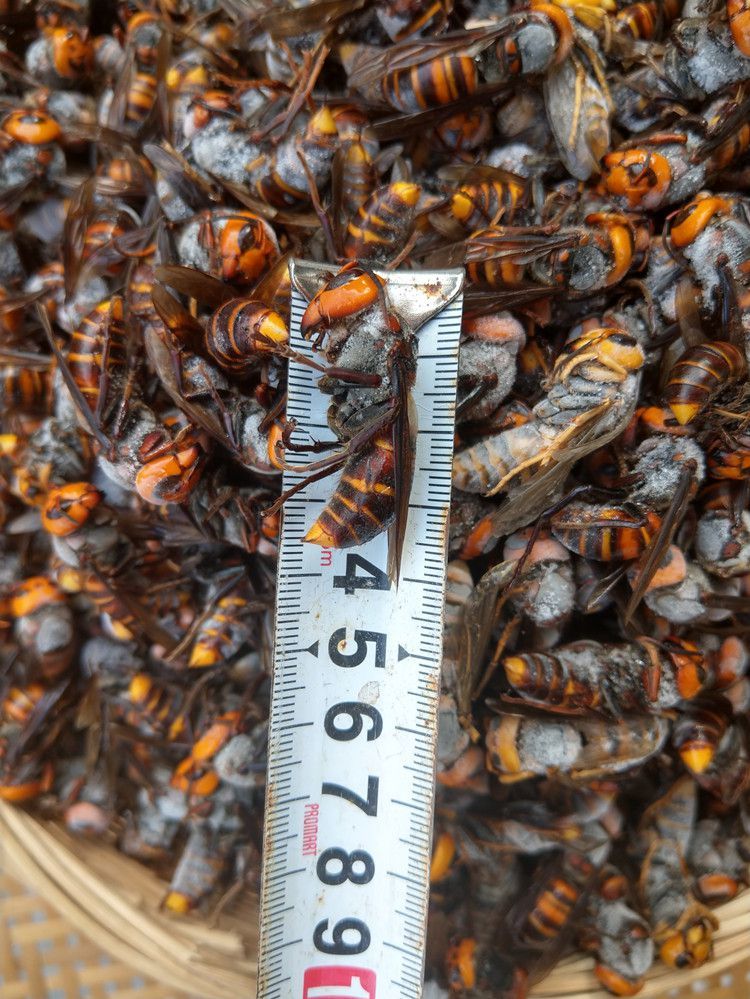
(135, 430, 208, 505)
(42, 482, 103, 536)
(2, 109, 62, 145)
(51, 27, 94, 79)
(218, 212, 279, 283)
(300, 263, 384, 337)
(601, 149, 672, 209)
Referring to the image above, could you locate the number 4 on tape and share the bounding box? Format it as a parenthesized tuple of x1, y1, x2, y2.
(303, 966, 377, 999)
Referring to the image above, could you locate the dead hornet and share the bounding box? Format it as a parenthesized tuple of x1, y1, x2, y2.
(624, 409, 705, 511)
(465, 529, 575, 663)
(636, 776, 717, 969)
(452, 326, 646, 533)
(485, 709, 670, 782)
(502, 635, 706, 714)
(0, 108, 66, 206)
(11, 418, 91, 509)
(176, 209, 280, 288)
(664, 4, 750, 99)
(628, 544, 741, 626)
(121, 769, 186, 865)
(451, 782, 618, 858)
(270, 262, 456, 580)
(533, 210, 652, 295)
(124, 673, 186, 741)
(145, 295, 283, 478)
(442, 838, 527, 999)
(0, 349, 52, 415)
(663, 193, 750, 325)
(688, 815, 750, 904)
(672, 694, 734, 779)
(171, 710, 243, 799)
(348, 3, 611, 177)
(695, 481, 750, 578)
(456, 312, 526, 422)
(10, 575, 76, 681)
(578, 866, 654, 997)
(506, 850, 597, 973)
(549, 499, 662, 562)
(188, 577, 264, 669)
(193, 102, 338, 211)
(664, 337, 746, 427)
(25, 26, 94, 88)
(435, 165, 529, 236)
(163, 823, 234, 914)
(600, 91, 750, 210)
(437, 561, 480, 785)
(40, 482, 131, 573)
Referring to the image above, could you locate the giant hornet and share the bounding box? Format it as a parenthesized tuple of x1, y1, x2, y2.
(452, 325, 646, 534)
(485, 708, 670, 782)
(267, 259, 462, 580)
(579, 866, 654, 997)
(502, 635, 707, 714)
(343, 2, 612, 179)
(600, 89, 750, 210)
(635, 777, 718, 969)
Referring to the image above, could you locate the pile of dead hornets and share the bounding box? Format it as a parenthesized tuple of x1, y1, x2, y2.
(0, 0, 749, 993)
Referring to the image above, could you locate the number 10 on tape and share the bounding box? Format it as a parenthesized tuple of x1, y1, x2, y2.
(257, 263, 464, 998)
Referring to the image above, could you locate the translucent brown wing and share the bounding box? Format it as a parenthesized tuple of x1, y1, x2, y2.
(457, 559, 515, 721)
(347, 25, 502, 90)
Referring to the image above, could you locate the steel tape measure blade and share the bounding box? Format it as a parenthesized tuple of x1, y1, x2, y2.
(258, 262, 464, 999)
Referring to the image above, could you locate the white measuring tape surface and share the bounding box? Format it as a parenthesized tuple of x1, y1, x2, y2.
(258, 262, 464, 999)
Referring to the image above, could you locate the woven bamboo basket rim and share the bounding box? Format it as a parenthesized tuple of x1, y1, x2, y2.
(1, 798, 749, 998)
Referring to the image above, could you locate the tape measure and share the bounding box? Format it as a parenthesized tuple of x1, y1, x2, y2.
(258, 261, 464, 999)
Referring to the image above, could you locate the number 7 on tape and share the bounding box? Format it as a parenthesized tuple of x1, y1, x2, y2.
(303, 966, 376, 999)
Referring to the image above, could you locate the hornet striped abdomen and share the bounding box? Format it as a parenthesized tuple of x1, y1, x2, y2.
(664, 341, 746, 426)
(67, 296, 128, 406)
(305, 434, 395, 548)
(382, 54, 477, 113)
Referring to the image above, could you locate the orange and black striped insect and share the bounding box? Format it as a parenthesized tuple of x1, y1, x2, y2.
(10, 575, 76, 681)
(672, 695, 733, 778)
(706, 432, 750, 481)
(125, 673, 186, 740)
(26, 27, 94, 86)
(512, 850, 594, 952)
(171, 709, 242, 797)
(188, 578, 264, 668)
(134, 425, 210, 505)
(0, 351, 51, 413)
(663, 341, 746, 426)
(549, 501, 661, 562)
(343, 181, 421, 263)
(1, 683, 46, 725)
(268, 262, 424, 581)
(613, 0, 682, 41)
(177, 209, 280, 286)
(65, 296, 128, 426)
(502, 635, 706, 715)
